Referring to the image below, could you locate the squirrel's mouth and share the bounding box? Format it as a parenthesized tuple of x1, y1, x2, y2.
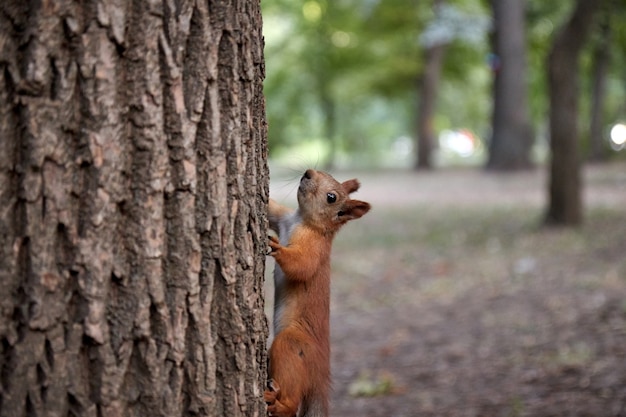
(297, 180, 309, 195)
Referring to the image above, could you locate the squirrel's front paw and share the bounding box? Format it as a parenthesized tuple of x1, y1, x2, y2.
(268, 236, 281, 255)
(264, 379, 281, 414)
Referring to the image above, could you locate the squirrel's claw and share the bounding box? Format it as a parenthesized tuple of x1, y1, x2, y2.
(267, 378, 279, 393)
(264, 379, 281, 411)
(267, 235, 281, 255)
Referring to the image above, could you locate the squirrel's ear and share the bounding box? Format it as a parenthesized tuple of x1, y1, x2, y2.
(339, 199, 371, 221)
(341, 179, 360, 194)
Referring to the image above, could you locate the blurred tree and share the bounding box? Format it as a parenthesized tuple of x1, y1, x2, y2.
(588, 8, 611, 161)
(263, 0, 382, 168)
(263, 0, 490, 168)
(585, 0, 626, 161)
(526, 1, 572, 133)
(263, 0, 626, 168)
(0, 1, 269, 415)
(416, 0, 446, 170)
(545, 0, 605, 226)
(486, 0, 533, 170)
(304, 0, 345, 169)
(608, 3, 626, 128)
(413, 1, 489, 169)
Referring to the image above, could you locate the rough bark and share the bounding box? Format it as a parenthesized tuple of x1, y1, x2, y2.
(545, 0, 602, 225)
(0, 1, 269, 416)
(486, 0, 533, 170)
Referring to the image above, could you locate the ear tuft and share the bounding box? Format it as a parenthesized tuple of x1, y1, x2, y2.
(342, 179, 360, 194)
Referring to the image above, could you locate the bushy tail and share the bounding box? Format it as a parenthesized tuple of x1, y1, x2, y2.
(299, 397, 327, 417)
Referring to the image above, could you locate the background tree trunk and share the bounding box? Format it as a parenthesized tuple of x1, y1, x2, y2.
(545, 0, 602, 226)
(486, 0, 533, 170)
(414, 0, 446, 171)
(415, 43, 445, 170)
(0, 1, 269, 416)
(320, 87, 338, 171)
(588, 11, 611, 162)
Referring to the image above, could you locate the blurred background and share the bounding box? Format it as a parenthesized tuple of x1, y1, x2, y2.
(262, 0, 626, 416)
(262, 0, 625, 170)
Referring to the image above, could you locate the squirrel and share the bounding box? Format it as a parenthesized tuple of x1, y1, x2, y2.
(264, 169, 371, 417)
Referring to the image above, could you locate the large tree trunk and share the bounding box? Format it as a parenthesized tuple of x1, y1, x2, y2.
(545, 0, 602, 226)
(486, 0, 533, 170)
(0, 1, 269, 416)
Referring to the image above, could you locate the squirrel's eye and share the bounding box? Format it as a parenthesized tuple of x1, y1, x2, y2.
(326, 193, 337, 204)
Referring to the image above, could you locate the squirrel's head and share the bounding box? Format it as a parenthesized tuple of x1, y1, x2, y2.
(297, 169, 371, 234)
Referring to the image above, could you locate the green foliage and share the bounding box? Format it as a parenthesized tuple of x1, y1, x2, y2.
(599, 0, 626, 124)
(527, 0, 626, 142)
(348, 370, 395, 397)
(262, 0, 626, 167)
(263, 0, 492, 167)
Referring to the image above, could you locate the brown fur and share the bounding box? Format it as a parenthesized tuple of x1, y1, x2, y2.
(265, 169, 371, 417)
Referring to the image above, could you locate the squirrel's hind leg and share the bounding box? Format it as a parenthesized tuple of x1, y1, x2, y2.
(264, 379, 299, 417)
(266, 331, 310, 417)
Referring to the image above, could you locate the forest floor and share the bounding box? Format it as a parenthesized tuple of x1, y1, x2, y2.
(266, 161, 626, 417)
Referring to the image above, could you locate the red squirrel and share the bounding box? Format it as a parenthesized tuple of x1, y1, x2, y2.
(264, 169, 371, 417)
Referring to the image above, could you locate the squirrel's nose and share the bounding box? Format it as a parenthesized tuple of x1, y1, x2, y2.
(302, 169, 314, 180)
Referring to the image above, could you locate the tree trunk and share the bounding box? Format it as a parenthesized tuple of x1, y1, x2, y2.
(321, 89, 338, 171)
(486, 0, 533, 170)
(0, 1, 269, 416)
(589, 12, 611, 162)
(415, 43, 446, 170)
(545, 0, 602, 225)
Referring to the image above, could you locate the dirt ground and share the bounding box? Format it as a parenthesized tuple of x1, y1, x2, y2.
(266, 162, 626, 417)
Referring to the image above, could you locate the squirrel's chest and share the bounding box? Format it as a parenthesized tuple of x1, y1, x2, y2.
(273, 215, 301, 290)
(277, 212, 301, 245)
